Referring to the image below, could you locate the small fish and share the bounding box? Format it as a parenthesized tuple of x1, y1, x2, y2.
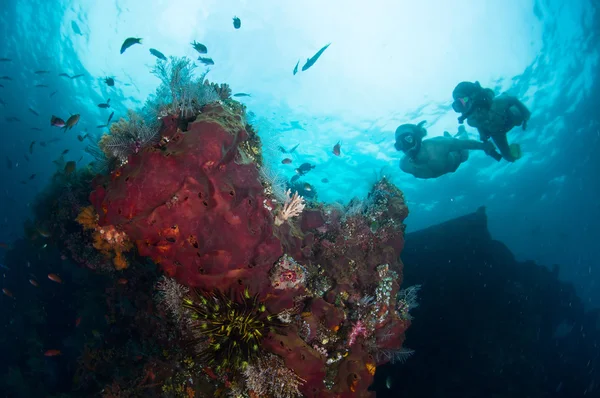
(0, 243, 10, 249)
(293, 60, 299, 75)
(107, 111, 114, 125)
(20, 181, 26, 185)
(24, 154, 30, 162)
(332, 141, 341, 156)
(64, 161, 76, 175)
(39, 141, 47, 147)
(31, 127, 42, 131)
(149, 48, 167, 61)
(321, 178, 329, 183)
(120, 37, 142, 54)
(233, 93, 251, 97)
(29, 141, 35, 154)
(44, 349, 62, 357)
(0, 76, 12, 80)
(296, 162, 315, 175)
(0, 99, 5, 106)
(291, 174, 300, 183)
(0, 58, 11, 62)
(302, 43, 331, 72)
(29, 279, 38, 287)
(303, 183, 313, 192)
(71, 20, 82, 35)
(35, 84, 49, 88)
(5, 116, 20, 122)
(96, 124, 107, 129)
(104, 77, 115, 86)
(0, 264, 9, 270)
(70, 74, 84, 79)
(277, 143, 300, 154)
(0, 84, 3, 88)
(29, 173, 36, 180)
(2, 288, 13, 298)
(48, 273, 63, 283)
(49, 90, 58, 97)
(191, 40, 208, 54)
(28, 107, 39, 116)
(58, 72, 71, 78)
(51, 115, 66, 127)
(75, 317, 82, 327)
(63, 114, 80, 131)
(281, 158, 292, 164)
(5, 157, 11, 169)
(77, 134, 87, 141)
(61, 149, 69, 155)
(233, 16, 241, 29)
(98, 99, 111, 108)
(117, 278, 128, 285)
(34, 70, 50, 74)
(77, 156, 83, 163)
(197, 56, 214, 66)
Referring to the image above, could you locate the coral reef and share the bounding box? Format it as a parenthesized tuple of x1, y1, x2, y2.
(9, 72, 411, 397)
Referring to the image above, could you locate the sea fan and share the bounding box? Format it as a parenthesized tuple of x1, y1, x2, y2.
(150, 57, 220, 118)
(98, 111, 160, 164)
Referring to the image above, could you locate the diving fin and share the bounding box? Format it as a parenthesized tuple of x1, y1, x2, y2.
(509, 143, 522, 160)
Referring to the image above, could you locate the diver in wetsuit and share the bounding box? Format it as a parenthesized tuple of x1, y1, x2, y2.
(451, 81, 531, 162)
(395, 122, 501, 179)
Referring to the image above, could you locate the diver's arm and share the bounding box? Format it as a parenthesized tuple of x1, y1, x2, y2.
(400, 156, 436, 179)
(505, 96, 531, 128)
(445, 138, 487, 152)
(444, 138, 502, 161)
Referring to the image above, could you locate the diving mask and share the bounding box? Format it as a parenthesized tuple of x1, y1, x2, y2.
(452, 96, 470, 113)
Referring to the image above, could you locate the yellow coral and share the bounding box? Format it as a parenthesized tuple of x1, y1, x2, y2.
(76, 206, 99, 230)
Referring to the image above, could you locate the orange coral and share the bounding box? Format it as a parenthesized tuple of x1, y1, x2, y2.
(77, 207, 132, 270)
(93, 225, 133, 270)
(76, 206, 99, 230)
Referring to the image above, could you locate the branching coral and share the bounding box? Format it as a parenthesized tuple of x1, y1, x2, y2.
(155, 276, 190, 323)
(243, 353, 305, 398)
(203, 80, 232, 101)
(98, 110, 160, 164)
(396, 284, 421, 320)
(274, 190, 305, 226)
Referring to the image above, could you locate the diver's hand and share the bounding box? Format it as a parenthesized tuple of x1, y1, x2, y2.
(482, 141, 497, 157)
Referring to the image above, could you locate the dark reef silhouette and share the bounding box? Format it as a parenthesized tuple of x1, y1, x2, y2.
(372, 207, 599, 398)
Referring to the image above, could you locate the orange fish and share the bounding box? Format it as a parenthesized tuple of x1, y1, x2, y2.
(29, 279, 39, 287)
(2, 288, 13, 298)
(44, 349, 62, 357)
(117, 278, 128, 285)
(281, 158, 292, 164)
(75, 317, 82, 327)
(48, 273, 63, 283)
(0, 242, 9, 249)
(332, 141, 341, 156)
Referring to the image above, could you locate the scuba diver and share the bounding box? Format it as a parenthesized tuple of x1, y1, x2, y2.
(395, 121, 502, 179)
(451, 81, 531, 162)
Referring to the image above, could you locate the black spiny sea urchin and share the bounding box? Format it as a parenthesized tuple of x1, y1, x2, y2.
(182, 288, 287, 373)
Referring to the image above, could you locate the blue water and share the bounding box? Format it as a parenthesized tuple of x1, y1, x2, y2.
(0, 0, 599, 310)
